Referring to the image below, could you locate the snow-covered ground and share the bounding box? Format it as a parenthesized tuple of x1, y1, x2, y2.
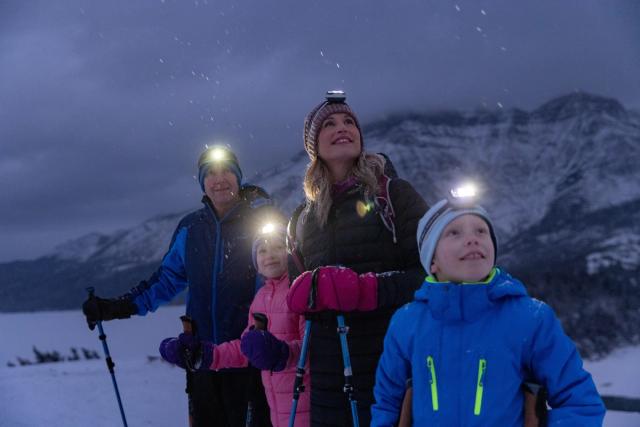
(1, 307, 638, 426)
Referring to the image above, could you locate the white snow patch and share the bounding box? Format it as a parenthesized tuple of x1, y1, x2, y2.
(586, 233, 640, 275)
(1, 309, 639, 426)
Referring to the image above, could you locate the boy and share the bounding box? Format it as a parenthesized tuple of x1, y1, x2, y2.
(371, 193, 606, 426)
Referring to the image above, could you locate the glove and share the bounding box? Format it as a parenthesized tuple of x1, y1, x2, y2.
(240, 329, 289, 372)
(82, 294, 138, 330)
(286, 266, 378, 314)
(159, 333, 214, 371)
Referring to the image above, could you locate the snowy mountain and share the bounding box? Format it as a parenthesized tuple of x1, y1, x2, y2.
(1, 92, 639, 356)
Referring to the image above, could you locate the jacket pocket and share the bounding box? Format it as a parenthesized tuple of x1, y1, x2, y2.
(474, 358, 487, 416)
(427, 355, 439, 411)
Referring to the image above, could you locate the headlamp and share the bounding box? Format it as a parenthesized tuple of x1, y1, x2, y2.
(260, 222, 276, 236)
(418, 181, 483, 246)
(450, 182, 477, 200)
(207, 147, 227, 163)
(325, 90, 346, 103)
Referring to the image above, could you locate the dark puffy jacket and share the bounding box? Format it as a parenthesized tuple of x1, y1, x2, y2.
(289, 177, 427, 426)
(127, 185, 273, 345)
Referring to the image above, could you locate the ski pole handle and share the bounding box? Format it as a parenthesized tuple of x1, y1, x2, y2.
(180, 315, 195, 335)
(252, 312, 268, 331)
(179, 316, 197, 371)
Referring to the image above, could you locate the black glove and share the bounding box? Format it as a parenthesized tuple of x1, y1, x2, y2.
(82, 294, 138, 330)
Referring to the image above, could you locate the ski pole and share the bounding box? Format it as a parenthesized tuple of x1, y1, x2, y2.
(288, 268, 319, 427)
(246, 312, 268, 427)
(180, 315, 196, 427)
(288, 319, 312, 427)
(86, 287, 129, 427)
(337, 314, 359, 427)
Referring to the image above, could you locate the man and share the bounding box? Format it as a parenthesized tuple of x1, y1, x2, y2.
(83, 145, 273, 426)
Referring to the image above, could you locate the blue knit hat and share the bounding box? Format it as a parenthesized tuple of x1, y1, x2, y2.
(416, 198, 498, 275)
(197, 146, 243, 192)
(252, 223, 287, 270)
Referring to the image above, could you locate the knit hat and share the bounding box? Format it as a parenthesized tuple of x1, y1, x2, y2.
(303, 91, 362, 161)
(416, 198, 498, 275)
(197, 146, 243, 192)
(252, 222, 287, 270)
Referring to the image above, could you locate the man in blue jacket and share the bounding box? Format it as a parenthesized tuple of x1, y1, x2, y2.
(83, 145, 274, 426)
(371, 193, 605, 426)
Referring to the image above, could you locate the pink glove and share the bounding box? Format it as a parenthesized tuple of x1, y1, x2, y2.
(286, 266, 378, 314)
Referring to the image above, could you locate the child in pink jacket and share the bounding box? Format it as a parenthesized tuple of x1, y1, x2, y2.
(160, 223, 310, 427)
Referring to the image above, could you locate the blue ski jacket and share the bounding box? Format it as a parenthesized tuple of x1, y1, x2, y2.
(371, 268, 605, 426)
(126, 185, 273, 344)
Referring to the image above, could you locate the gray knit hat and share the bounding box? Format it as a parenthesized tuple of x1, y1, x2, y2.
(416, 198, 498, 274)
(303, 91, 362, 161)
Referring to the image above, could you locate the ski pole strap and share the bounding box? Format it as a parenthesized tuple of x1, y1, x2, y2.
(308, 268, 320, 310)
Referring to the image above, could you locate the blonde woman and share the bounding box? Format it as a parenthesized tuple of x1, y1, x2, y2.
(286, 91, 428, 426)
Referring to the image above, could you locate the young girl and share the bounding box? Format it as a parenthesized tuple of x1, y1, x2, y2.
(160, 223, 310, 427)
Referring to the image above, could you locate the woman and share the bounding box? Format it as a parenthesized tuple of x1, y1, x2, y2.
(286, 91, 428, 426)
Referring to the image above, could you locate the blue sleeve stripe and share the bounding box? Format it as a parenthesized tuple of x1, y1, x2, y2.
(133, 226, 189, 314)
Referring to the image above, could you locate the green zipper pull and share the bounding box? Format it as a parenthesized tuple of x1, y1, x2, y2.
(474, 358, 487, 416)
(427, 356, 439, 411)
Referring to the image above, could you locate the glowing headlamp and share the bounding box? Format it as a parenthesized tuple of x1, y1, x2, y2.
(207, 147, 227, 163)
(260, 222, 276, 236)
(450, 182, 477, 199)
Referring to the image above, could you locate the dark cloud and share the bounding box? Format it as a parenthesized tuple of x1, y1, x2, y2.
(1, 0, 639, 261)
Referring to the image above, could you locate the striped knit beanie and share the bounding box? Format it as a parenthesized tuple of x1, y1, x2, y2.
(303, 92, 362, 161)
(416, 199, 498, 274)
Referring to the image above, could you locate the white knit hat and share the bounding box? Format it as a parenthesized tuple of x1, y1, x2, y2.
(416, 198, 497, 274)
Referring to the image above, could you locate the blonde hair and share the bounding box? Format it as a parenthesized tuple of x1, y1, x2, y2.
(303, 152, 386, 227)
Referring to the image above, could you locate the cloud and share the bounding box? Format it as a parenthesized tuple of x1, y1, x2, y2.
(0, 0, 638, 261)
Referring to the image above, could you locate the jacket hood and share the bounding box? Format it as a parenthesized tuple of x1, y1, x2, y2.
(413, 268, 528, 321)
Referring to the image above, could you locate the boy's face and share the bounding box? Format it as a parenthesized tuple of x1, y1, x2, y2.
(256, 239, 288, 279)
(431, 214, 495, 283)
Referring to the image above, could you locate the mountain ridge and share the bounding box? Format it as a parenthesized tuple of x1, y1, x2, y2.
(2, 91, 639, 357)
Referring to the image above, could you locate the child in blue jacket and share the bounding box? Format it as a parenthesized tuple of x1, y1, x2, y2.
(371, 193, 605, 426)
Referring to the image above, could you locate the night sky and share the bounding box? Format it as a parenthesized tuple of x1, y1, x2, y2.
(1, 0, 639, 262)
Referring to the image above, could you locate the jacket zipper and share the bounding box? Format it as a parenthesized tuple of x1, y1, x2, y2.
(427, 355, 439, 411)
(474, 358, 487, 416)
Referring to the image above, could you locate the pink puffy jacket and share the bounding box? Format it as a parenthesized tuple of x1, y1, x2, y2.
(209, 273, 310, 427)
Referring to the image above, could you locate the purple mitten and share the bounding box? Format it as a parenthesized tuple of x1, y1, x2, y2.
(159, 333, 214, 371)
(159, 336, 187, 368)
(240, 329, 289, 372)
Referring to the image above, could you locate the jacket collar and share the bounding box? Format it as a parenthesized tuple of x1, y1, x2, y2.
(201, 184, 271, 223)
(413, 268, 528, 321)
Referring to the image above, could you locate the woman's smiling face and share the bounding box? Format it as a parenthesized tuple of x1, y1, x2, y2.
(317, 113, 362, 166)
